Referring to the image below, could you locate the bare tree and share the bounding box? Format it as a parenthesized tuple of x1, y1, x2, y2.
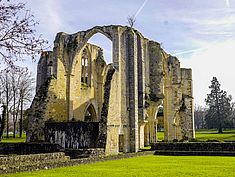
(18, 69, 34, 137)
(0, 0, 48, 64)
(194, 105, 207, 129)
(0, 65, 34, 138)
(9, 67, 22, 138)
(127, 15, 136, 28)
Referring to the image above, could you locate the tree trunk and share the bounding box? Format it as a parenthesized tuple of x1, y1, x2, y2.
(6, 86, 9, 138)
(6, 104, 9, 138)
(218, 118, 223, 133)
(13, 121, 16, 138)
(0, 105, 6, 141)
(218, 115, 223, 133)
(13, 87, 16, 138)
(19, 98, 23, 138)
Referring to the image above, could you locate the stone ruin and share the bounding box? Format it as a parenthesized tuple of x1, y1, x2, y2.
(27, 25, 195, 155)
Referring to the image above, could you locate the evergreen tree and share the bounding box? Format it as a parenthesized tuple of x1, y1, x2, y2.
(205, 77, 233, 133)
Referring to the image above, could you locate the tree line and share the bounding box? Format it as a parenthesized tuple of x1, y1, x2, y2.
(0, 0, 47, 141)
(0, 66, 34, 139)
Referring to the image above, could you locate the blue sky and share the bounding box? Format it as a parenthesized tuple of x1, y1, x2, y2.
(20, 0, 235, 106)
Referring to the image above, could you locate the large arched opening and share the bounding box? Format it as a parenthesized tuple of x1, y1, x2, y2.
(87, 33, 112, 64)
(156, 105, 164, 141)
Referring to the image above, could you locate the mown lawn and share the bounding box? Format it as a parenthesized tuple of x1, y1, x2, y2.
(195, 129, 235, 141)
(157, 131, 164, 141)
(3, 155, 235, 177)
(156, 129, 235, 142)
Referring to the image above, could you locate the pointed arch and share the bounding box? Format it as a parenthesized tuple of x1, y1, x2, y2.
(84, 104, 97, 122)
(81, 46, 92, 86)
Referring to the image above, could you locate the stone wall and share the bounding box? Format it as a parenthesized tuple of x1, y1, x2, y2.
(0, 143, 64, 155)
(45, 122, 99, 149)
(36, 52, 54, 91)
(26, 78, 51, 142)
(0, 152, 69, 174)
(151, 142, 235, 151)
(181, 69, 195, 139)
(1, 151, 154, 174)
(97, 65, 115, 149)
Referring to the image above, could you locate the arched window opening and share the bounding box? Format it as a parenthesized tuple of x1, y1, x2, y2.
(156, 106, 164, 141)
(81, 48, 90, 85)
(84, 104, 97, 122)
(87, 33, 112, 64)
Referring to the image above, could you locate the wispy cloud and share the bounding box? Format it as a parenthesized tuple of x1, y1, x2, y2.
(28, 0, 75, 35)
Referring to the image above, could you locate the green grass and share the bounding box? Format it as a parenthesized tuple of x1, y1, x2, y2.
(157, 131, 164, 141)
(1, 133, 26, 143)
(156, 129, 235, 142)
(195, 129, 235, 141)
(3, 155, 235, 177)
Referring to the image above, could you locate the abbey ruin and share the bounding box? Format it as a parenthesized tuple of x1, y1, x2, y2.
(27, 25, 195, 155)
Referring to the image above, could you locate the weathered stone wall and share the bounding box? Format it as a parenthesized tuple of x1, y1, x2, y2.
(26, 78, 51, 142)
(36, 52, 54, 91)
(0, 152, 69, 174)
(45, 122, 99, 149)
(45, 44, 105, 122)
(180, 69, 195, 139)
(0, 143, 64, 155)
(1, 151, 154, 174)
(151, 142, 235, 151)
(97, 65, 116, 148)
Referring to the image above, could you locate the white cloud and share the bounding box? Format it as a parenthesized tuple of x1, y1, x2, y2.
(26, 0, 75, 37)
(181, 40, 235, 106)
(226, 0, 230, 8)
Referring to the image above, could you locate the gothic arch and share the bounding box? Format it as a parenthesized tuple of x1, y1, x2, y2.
(71, 33, 112, 75)
(80, 46, 92, 86)
(72, 27, 114, 69)
(84, 103, 97, 122)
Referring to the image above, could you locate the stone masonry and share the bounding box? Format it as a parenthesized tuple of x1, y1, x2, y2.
(27, 25, 195, 155)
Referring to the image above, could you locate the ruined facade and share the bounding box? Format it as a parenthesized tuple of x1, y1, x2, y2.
(27, 25, 195, 155)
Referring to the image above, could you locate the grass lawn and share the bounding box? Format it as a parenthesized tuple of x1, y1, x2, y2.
(0, 133, 26, 143)
(195, 129, 235, 141)
(3, 155, 235, 177)
(157, 131, 164, 141)
(156, 129, 235, 142)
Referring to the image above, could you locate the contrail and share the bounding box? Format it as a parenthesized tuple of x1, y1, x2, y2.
(134, 0, 149, 18)
(173, 48, 206, 56)
(226, 0, 230, 8)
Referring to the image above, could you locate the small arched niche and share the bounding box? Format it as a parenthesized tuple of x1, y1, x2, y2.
(84, 104, 97, 122)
